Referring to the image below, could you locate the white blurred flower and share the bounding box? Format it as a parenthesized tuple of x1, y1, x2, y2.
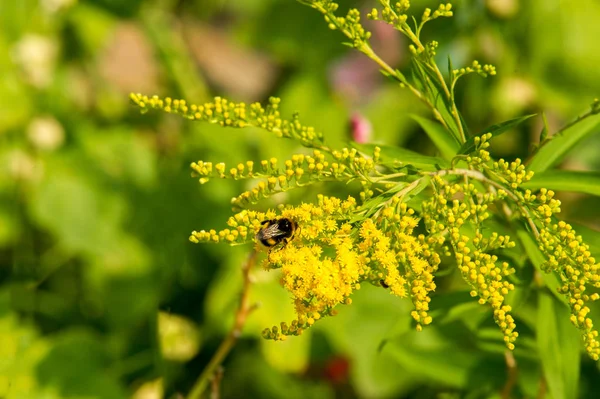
(132, 379, 163, 399)
(11, 34, 58, 88)
(8, 150, 37, 180)
(158, 312, 201, 362)
(40, 0, 77, 14)
(486, 0, 519, 18)
(27, 116, 65, 151)
(494, 77, 536, 115)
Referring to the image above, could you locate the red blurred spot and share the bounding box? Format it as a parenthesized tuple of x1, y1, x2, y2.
(323, 355, 350, 384)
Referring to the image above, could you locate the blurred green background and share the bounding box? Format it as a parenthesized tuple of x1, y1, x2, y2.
(1, 0, 600, 398)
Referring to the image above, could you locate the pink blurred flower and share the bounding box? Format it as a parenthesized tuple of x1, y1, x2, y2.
(349, 112, 372, 143)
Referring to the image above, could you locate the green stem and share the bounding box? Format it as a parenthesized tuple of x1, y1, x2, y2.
(359, 44, 451, 132)
(187, 252, 258, 399)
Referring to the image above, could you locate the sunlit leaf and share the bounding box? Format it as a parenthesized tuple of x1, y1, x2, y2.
(528, 113, 600, 173)
(521, 170, 600, 196)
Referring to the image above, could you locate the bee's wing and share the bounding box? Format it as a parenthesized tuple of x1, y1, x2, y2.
(258, 223, 288, 239)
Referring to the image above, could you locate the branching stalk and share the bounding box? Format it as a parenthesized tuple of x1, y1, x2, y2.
(187, 251, 258, 399)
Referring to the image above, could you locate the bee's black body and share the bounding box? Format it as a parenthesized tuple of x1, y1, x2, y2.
(256, 218, 298, 248)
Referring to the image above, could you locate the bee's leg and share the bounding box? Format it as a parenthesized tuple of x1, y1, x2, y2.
(267, 241, 287, 262)
(267, 246, 281, 263)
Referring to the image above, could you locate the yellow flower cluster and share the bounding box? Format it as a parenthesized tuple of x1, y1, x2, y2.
(262, 195, 441, 339)
(373, 199, 441, 330)
(523, 189, 600, 360)
(191, 190, 444, 339)
(464, 134, 599, 358)
(304, 1, 371, 48)
(490, 158, 535, 189)
(189, 148, 379, 208)
(329, 8, 371, 48)
(421, 3, 454, 22)
(368, 1, 411, 27)
(454, 60, 497, 79)
(189, 209, 269, 245)
(369, 1, 452, 56)
(423, 175, 518, 348)
(260, 195, 361, 340)
(130, 93, 324, 148)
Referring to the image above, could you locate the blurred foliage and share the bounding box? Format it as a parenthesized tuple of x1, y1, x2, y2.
(1, 0, 600, 398)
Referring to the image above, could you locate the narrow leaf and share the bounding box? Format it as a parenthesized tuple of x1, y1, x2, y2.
(537, 292, 580, 399)
(407, 175, 431, 201)
(528, 113, 600, 173)
(460, 114, 536, 154)
(540, 112, 549, 143)
(521, 170, 600, 197)
(447, 55, 454, 82)
(394, 68, 407, 83)
(411, 114, 461, 160)
(410, 59, 459, 139)
(352, 182, 408, 222)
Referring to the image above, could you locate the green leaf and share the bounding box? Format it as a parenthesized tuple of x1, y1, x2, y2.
(540, 112, 550, 143)
(28, 160, 126, 256)
(447, 55, 454, 82)
(394, 68, 407, 83)
(383, 323, 505, 390)
(352, 143, 449, 171)
(428, 291, 487, 328)
(459, 114, 537, 154)
(407, 175, 432, 201)
(318, 286, 414, 397)
(521, 170, 600, 196)
(410, 59, 461, 139)
(516, 229, 567, 305)
(528, 113, 600, 173)
(410, 114, 461, 160)
(537, 292, 581, 399)
(37, 329, 128, 399)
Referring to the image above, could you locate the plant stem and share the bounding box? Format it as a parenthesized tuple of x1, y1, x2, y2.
(359, 44, 451, 133)
(501, 350, 518, 399)
(389, 7, 466, 143)
(187, 251, 258, 399)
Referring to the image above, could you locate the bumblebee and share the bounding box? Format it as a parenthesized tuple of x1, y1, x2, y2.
(256, 218, 298, 248)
